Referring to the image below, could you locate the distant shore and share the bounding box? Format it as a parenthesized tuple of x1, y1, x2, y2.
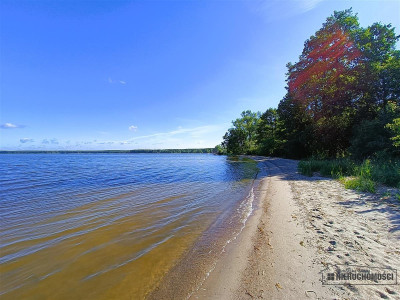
(190, 157, 400, 299)
(0, 148, 215, 154)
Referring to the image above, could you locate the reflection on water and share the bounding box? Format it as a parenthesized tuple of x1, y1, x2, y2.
(0, 154, 258, 299)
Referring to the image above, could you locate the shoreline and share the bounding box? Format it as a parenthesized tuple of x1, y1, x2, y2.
(147, 159, 261, 300)
(190, 157, 268, 299)
(190, 157, 400, 299)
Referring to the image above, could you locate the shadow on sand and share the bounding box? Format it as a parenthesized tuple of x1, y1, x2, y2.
(251, 156, 400, 237)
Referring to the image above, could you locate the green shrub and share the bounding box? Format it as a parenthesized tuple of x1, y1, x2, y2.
(344, 177, 376, 193)
(298, 160, 322, 176)
(298, 159, 355, 178)
(370, 159, 400, 188)
(342, 160, 376, 192)
(298, 158, 399, 192)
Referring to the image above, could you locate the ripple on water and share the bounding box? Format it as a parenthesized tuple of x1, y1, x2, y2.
(0, 154, 259, 299)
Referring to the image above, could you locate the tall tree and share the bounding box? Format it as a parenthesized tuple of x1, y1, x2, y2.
(285, 9, 363, 156)
(354, 23, 400, 120)
(281, 9, 400, 158)
(277, 94, 314, 158)
(256, 108, 284, 156)
(219, 9, 399, 159)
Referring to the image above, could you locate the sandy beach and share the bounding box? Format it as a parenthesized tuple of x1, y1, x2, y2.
(191, 157, 400, 300)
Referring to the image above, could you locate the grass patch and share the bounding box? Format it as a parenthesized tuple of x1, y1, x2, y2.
(343, 177, 376, 193)
(370, 160, 400, 187)
(298, 159, 356, 178)
(298, 158, 399, 192)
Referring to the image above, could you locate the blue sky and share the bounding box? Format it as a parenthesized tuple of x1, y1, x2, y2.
(1, 0, 399, 150)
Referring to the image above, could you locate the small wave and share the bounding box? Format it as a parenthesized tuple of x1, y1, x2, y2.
(187, 185, 256, 299)
(82, 234, 174, 281)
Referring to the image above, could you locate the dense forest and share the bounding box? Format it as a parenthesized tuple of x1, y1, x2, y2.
(217, 9, 400, 190)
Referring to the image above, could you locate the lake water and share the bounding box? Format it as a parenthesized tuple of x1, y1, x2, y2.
(0, 153, 259, 299)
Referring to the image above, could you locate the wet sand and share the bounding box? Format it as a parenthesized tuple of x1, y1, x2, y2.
(190, 157, 400, 300)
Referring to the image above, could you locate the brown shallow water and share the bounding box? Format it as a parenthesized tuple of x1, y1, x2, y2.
(1, 191, 211, 299)
(0, 154, 259, 299)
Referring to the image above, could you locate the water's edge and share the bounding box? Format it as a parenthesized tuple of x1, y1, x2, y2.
(147, 157, 265, 299)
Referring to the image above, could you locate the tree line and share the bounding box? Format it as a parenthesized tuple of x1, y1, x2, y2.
(218, 9, 400, 161)
(0, 149, 215, 154)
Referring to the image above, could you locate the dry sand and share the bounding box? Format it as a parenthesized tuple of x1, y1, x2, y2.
(191, 157, 400, 300)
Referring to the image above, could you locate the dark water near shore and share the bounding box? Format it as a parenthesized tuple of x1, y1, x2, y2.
(0, 153, 258, 299)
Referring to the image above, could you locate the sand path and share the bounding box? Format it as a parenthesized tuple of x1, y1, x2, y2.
(192, 157, 400, 300)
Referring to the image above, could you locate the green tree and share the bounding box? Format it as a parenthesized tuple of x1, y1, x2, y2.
(387, 118, 400, 147)
(222, 110, 261, 154)
(277, 94, 314, 158)
(213, 145, 226, 155)
(220, 9, 399, 160)
(350, 101, 399, 158)
(351, 23, 400, 128)
(256, 108, 284, 156)
(285, 9, 363, 157)
(281, 9, 399, 158)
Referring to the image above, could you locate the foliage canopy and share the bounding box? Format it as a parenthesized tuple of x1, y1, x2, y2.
(220, 9, 400, 160)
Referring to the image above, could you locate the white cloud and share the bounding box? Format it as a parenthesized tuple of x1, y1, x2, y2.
(20, 138, 34, 143)
(129, 125, 138, 131)
(42, 138, 58, 144)
(72, 125, 225, 149)
(126, 125, 220, 141)
(97, 141, 114, 145)
(300, 0, 324, 12)
(108, 77, 126, 85)
(250, 0, 326, 22)
(3, 123, 17, 128)
(1, 122, 24, 129)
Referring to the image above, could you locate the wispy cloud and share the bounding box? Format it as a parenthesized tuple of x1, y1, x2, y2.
(20, 138, 34, 143)
(97, 141, 114, 145)
(24, 125, 223, 150)
(129, 125, 138, 131)
(91, 125, 223, 148)
(1, 122, 25, 129)
(42, 138, 59, 144)
(125, 125, 222, 142)
(300, 0, 324, 12)
(250, 0, 325, 22)
(108, 77, 127, 85)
